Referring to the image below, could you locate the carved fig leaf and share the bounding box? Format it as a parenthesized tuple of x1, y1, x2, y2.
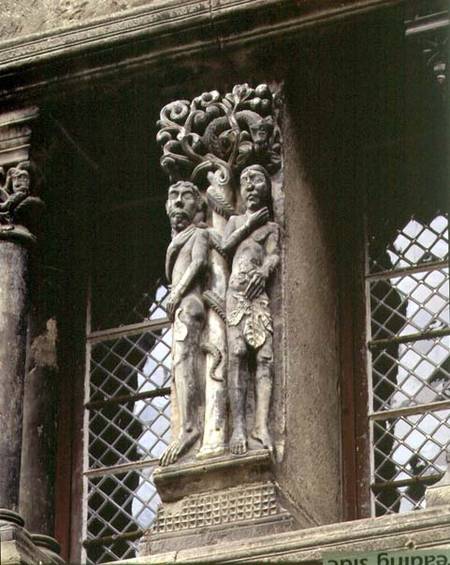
(227, 294, 249, 326)
(243, 298, 273, 349)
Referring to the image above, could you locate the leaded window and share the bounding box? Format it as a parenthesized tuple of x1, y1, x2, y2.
(80, 169, 172, 563)
(368, 213, 450, 515)
(83, 283, 171, 563)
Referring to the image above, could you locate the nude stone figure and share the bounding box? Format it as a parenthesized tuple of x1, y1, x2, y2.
(222, 165, 280, 455)
(160, 181, 209, 466)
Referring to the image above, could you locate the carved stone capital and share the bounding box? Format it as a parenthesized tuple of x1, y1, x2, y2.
(422, 33, 447, 90)
(0, 161, 44, 244)
(0, 108, 42, 243)
(406, 12, 448, 93)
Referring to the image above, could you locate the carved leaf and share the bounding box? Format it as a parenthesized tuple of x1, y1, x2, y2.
(227, 294, 249, 326)
(227, 304, 246, 327)
(243, 299, 273, 349)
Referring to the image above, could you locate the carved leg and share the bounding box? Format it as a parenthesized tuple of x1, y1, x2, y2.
(251, 336, 274, 453)
(160, 297, 204, 466)
(228, 326, 248, 455)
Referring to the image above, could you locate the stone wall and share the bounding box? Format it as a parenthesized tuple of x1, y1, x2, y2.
(0, 0, 155, 41)
(277, 81, 342, 526)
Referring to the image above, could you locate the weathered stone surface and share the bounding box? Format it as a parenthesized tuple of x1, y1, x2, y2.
(0, 0, 403, 105)
(140, 481, 295, 555)
(19, 318, 58, 535)
(0, 0, 402, 46)
(0, 242, 29, 511)
(116, 506, 450, 564)
(0, 0, 145, 39)
(0, 513, 63, 565)
(154, 449, 272, 502)
(275, 89, 341, 527)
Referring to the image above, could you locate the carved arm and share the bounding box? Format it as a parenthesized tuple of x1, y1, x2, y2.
(260, 225, 280, 280)
(221, 207, 270, 255)
(172, 229, 209, 298)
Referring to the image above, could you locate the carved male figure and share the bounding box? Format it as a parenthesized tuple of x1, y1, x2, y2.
(0, 163, 31, 227)
(222, 164, 280, 455)
(160, 181, 208, 466)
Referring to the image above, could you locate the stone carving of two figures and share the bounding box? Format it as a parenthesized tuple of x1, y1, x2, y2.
(160, 164, 280, 466)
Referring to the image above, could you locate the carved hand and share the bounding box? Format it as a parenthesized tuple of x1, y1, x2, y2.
(166, 289, 182, 321)
(245, 270, 267, 300)
(245, 207, 270, 230)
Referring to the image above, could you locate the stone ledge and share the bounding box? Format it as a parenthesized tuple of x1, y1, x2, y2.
(0, 0, 404, 98)
(0, 523, 57, 565)
(116, 506, 450, 564)
(154, 449, 272, 502)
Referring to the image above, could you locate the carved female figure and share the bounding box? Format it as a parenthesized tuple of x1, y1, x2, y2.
(222, 164, 280, 455)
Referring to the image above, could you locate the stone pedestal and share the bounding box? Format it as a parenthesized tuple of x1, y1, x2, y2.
(139, 450, 296, 555)
(425, 460, 450, 508)
(0, 509, 63, 565)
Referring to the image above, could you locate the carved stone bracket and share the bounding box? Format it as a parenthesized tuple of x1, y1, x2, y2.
(405, 12, 448, 94)
(156, 83, 283, 467)
(141, 84, 291, 557)
(0, 108, 43, 243)
(422, 33, 447, 90)
(157, 83, 281, 203)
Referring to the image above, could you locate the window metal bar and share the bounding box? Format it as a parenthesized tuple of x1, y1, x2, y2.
(369, 327, 450, 350)
(87, 317, 170, 343)
(369, 399, 450, 421)
(366, 259, 448, 281)
(85, 386, 171, 410)
(83, 530, 142, 547)
(370, 473, 443, 491)
(405, 12, 449, 36)
(84, 458, 159, 478)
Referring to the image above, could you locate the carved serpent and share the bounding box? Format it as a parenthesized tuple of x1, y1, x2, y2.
(202, 110, 264, 159)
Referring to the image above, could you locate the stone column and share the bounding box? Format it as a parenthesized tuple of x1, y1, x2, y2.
(19, 297, 58, 534)
(0, 242, 29, 510)
(0, 107, 40, 512)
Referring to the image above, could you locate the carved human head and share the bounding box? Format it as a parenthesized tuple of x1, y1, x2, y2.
(6, 162, 31, 195)
(240, 165, 271, 212)
(166, 180, 203, 233)
(250, 117, 274, 149)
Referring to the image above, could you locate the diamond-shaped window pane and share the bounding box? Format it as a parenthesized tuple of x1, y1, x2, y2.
(371, 337, 450, 412)
(370, 268, 449, 340)
(88, 395, 171, 468)
(90, 327, 172, 403)
(85, 283, 171, 562)
(369, 214, 450, 518)
(370, 215, 448, 273)
(371, 410, 449, 515)
(85, 467, 160, 563)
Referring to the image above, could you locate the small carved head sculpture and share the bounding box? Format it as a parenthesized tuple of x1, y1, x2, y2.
(166, 180, 204, 234)
(240, 165, 271, 213)
(249, 116, 274, 151)
(5, 162, 31, 196)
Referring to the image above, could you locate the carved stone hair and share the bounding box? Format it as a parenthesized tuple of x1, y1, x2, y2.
(240, 164, 272, 195)
(168, 180, 204, 211)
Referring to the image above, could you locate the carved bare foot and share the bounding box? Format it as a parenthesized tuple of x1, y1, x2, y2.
(230, 428, 247, 455)
(251, 426, 273, 453)
(159, 428, 200, 467)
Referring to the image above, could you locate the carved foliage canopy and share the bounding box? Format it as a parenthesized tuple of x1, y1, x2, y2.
(156, 83, 281, 216)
